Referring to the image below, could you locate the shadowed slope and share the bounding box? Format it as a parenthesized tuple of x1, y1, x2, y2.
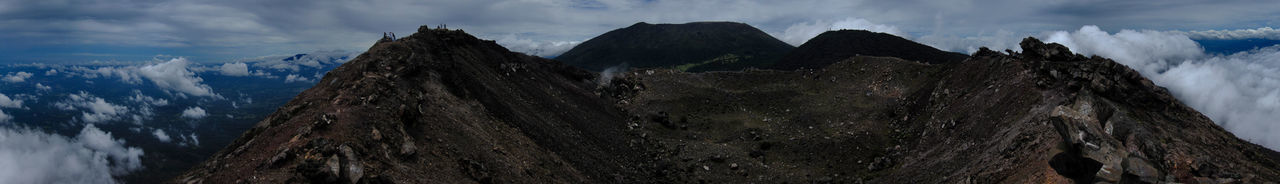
(556, 22, 795, 72)
(773, 30, 968, 70)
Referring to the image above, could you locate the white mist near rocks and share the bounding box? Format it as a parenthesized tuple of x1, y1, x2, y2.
(1045, 26, 1280, 150)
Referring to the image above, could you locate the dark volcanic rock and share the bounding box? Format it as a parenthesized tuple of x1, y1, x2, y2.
(178, 24, 1280, 184)
(555, 22, 795, 72)
(1018, 37, 1087, 61)
(772, 29, 969, 70)
(176, 26, 658, 183)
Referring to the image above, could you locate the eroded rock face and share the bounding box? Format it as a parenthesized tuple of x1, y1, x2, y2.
(177, 25, 1280, 184)
(1018, 37, 1087, 62)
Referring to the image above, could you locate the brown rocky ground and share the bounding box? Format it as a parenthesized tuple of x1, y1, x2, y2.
(177, 26, 1280, 184)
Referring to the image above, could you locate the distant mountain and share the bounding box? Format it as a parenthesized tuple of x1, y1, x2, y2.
(555, 22, 795, 72)
(772, 29, 968, 70)
(179, 25, 1280, 183)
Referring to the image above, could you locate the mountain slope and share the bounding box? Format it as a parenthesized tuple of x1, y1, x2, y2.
(555, 22, 795, 72)
(612, 38, 1279, 183)
(178, 26, 1280, 184)
(772, 29, 969, 70)
(177, 27, 659, 183)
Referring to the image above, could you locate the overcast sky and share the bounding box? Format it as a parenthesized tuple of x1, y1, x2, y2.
(2, 0, 1279, 63)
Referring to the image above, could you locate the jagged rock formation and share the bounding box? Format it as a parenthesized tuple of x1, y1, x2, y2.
(178, 25, 1280, 184)
(771, 29, 969, 70)
(555, 22, 795, 72)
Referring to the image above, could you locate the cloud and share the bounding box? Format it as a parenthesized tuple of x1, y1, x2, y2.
(1178, 27, 1280, 40)
(238, 51, 354, 72)
(60, 58, 221, 98)
(152, 129, 171, 143)
(1041, 25, 1280, 150)
(136, 58, 219, 98)
(55, 91, 129, 124)
(0, 109, 10, 123)
(2, 72, 32, 83)
(181, 133, 200, 147)
(284, 74, 312, 83)
(218, 62, 250, 76)
(128, 91, 169, 107)
(0, 124, 144, 184)
(0, 93, 22, 109)
(493, 34, 580, 57)
(181, 107, 207, 119)
(66, 66, 142, 84)
(1045, 26, 1204, 74)
(5, 0, 1280, 64)
(35, 83, 52, 90)
(918, 29, 1027, 54)
(44, 69, 58, 76)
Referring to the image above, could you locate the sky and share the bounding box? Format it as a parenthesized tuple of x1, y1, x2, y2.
(2, 0, 1279, 63)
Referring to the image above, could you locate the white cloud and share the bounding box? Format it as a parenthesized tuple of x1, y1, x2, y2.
(0, 109, 10, 123)
(66, 66, 142, 84)
(128, 91, 169, 107)
(494, 34, 581, 57)
(44, 69, 57, 76)
(235, 51, 355, 72)
(137, 58, 219, 98)
(2, 72, 32, 83)
(181, 107, 207, 119)
(0, 124, 144, 184)
(6, 0, 1280, 64)
(34, 83, 51, 90)
(218, 62, 250, 76)
(152, 129, 171, 143)
(0, 93, 23, 109)
(1041, 25, 1280, 150)
(62, 58, 221, 98)
(250, 70, 276, 78)
(123, 91, 166, 125)
(55, 92, 129, 124)
(777, 18, 906, 46)
(1045, 26, 1204, 74)
(919, 29, 1026, 54)
(284, 74, 312, 83)
(181, 133, 200, 147)
(1178, 27, 1280, 40)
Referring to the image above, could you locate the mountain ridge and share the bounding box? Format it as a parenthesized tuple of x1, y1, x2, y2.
(556, 21, 795, 72)
(772, 29, 969, 70)
(177, 27, 658, 183)
(177, 24, 1280, 184)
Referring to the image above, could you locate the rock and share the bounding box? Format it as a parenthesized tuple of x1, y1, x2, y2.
(324, 155, 342, 182)
(268, 148, 292, 167)
(1019, 37, 1084, 62)
(1123, 157, 1160, 183)
(340, 145, 364, 184)
(730, 163, 740, 170)
(868, 157, 893, 171)
(399, 139, 417, 156)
